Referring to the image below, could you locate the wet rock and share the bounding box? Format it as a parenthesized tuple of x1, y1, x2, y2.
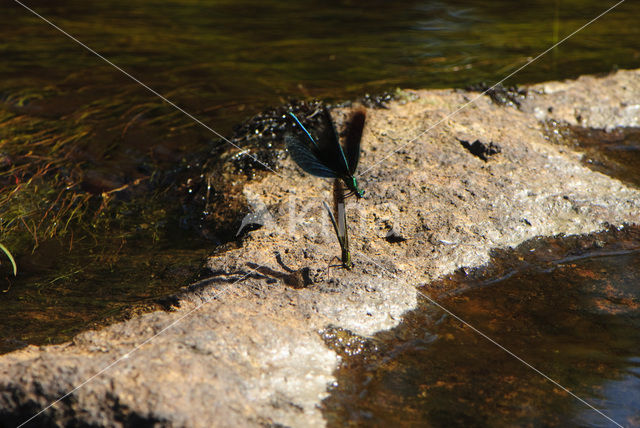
(2, 69, 640, 428)
(465, 82, 527, 108)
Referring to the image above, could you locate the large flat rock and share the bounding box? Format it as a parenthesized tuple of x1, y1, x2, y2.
(2, 69, 639, 427)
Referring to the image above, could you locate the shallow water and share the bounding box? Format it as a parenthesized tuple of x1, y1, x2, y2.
(547, 124, 640, 189)
(1, 1, 639, 352)
(322, 227, 640, 427)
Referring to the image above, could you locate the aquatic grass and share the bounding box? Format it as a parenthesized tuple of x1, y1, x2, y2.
(0, 243, 17, 276)
(0, 77, 200, 265)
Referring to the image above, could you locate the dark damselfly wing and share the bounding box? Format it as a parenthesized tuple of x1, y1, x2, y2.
(285, 134, 337, 178)
(286, 108, 363, 185)
(344, 108, 366, 174)
(315, 107, 351, 178)
(288, 112, 320, 151)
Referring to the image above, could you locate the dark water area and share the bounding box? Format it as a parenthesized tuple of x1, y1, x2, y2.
(1, 1, 639, 353)
(322, 226, 640, 427)
(546, 123, 640, 189)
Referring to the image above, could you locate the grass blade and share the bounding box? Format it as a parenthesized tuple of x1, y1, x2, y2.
(0, 243, 17, 276)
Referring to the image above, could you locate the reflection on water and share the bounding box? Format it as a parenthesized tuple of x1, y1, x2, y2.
(1, 0, 639, 352)
(323, 227, 640, 427)
(575, 370, 640, 428)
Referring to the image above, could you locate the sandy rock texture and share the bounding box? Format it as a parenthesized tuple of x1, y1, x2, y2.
(1, 69, 639, 427)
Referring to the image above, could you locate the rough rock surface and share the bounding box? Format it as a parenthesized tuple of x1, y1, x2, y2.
(1, 69, 640, 428)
